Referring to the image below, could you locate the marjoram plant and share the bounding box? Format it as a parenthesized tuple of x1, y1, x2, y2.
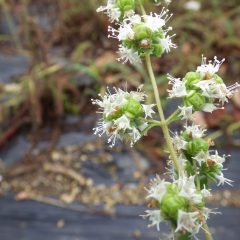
(92, 0, 239, 239)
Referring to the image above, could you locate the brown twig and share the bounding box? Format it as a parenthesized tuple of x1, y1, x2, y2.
(16, 192, 113, 216)
(43, 162, 87, 187)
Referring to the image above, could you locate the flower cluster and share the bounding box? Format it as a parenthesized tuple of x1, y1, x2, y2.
(97, 0, 172, 23)
(144, 175, 213, 237)
(97, 0, 136, 23)
(96, 1, 238, 239)
(171, 124, 233, 187)
(92, 86, 155, 147)
(108, 10, 176, 64)
(168, 56, 240, 119)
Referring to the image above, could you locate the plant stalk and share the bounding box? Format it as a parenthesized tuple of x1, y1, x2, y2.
(145, 55, 183, 175)
(145, 55, 214, 240)
(203, 223, 214, 240)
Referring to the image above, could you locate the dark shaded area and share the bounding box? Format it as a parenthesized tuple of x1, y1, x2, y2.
(0, 196, 239, 240)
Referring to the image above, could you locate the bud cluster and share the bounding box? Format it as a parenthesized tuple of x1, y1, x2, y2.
(144, 175, 213, 237)
(108, 10, 176, 64)
(92, 86, 155, 147)
(172, 124, 233, 187)
(168, 56, 239, 119)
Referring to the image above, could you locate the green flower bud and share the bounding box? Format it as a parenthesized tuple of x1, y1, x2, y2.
(186, 138, 209, 156)
(117, 0, 135, 12)
(161, 193, 188, 220)
(185, 160, 194, 175)
(213, 74, 224, 84)
(152, 43, 164, 57)
(201, 162, 222, 183)
(152, 29, 164, 39)
(184, 90, 206, 111)
(183, 72, 202, 90)
(123, 39, 135, 49)
(166, 183, 178, 193)
(123, 98, 144, 117)
(105, 107, 123, 121)
(199, 175, 209, 189)
(181, 131, 192, 142)
(134, 23, 152, 41)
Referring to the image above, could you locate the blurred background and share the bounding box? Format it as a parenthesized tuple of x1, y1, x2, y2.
(0, 0, 239, 239)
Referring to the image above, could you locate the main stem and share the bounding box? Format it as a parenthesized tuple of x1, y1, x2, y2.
(145, 55, 214, 240)
(203, 223, 214, 240)
(145, 55, 183, 175)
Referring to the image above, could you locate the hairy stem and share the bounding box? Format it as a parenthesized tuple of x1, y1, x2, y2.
(145, 55, 183, 175)
(203, 223, 214, 240)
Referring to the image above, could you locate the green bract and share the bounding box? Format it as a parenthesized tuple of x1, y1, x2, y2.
(201, 162, 222, 181)
(105, 107, 123, 121)
(184, 91, 206, 111)
(213, 74, 224, 84)
(183, 72, 202, 90)
(134, 23, 152, 40)
(123, 98, 144, 116)
(121, 21, 167, 57)
(161, 193, 188, 220)
(117, 0, 135, 13)
(186, 138, 209, 156)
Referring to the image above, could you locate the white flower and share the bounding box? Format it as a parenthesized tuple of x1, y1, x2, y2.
(193, 151, 209, 166)
(184, 124, 206, 138)
(139, 122, 148, 131)
(216, 172, 233, 186)
(143, 210, 164, 231)
(167, 75, 187, 98)
(128, 127, 141, 146)
(130, 84, 146, 101)
(142, 104, 156, 118)
(195, 80, 239, 106)
(124, 14, 142, 24)
(92, 87, 126, 117)
(92, 86, 153, 147)
(152, 0, 172, 6)
(196, 56, 225, 77)
(97, 0, 121, 22)
(178, 106, 193, 120)
(108, 24, 135, 41)
(146, 176, 168, 202)
(117, 45, 141, 64)
(164, 0, 172, 4)
(176, 210, 201, 234)
(202, 207, 220, 220)
(209, 151, 227, 165)
(143, 10, 170, 32)
(202, 103, 218, 113)
(176, 175, 202, 204)
(159, 33, 177, 53)
(114, 115, 131, 130)
(184, 1, 201, 11)
(172, 134, 188, 151)
(201, 187, 212, 198)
